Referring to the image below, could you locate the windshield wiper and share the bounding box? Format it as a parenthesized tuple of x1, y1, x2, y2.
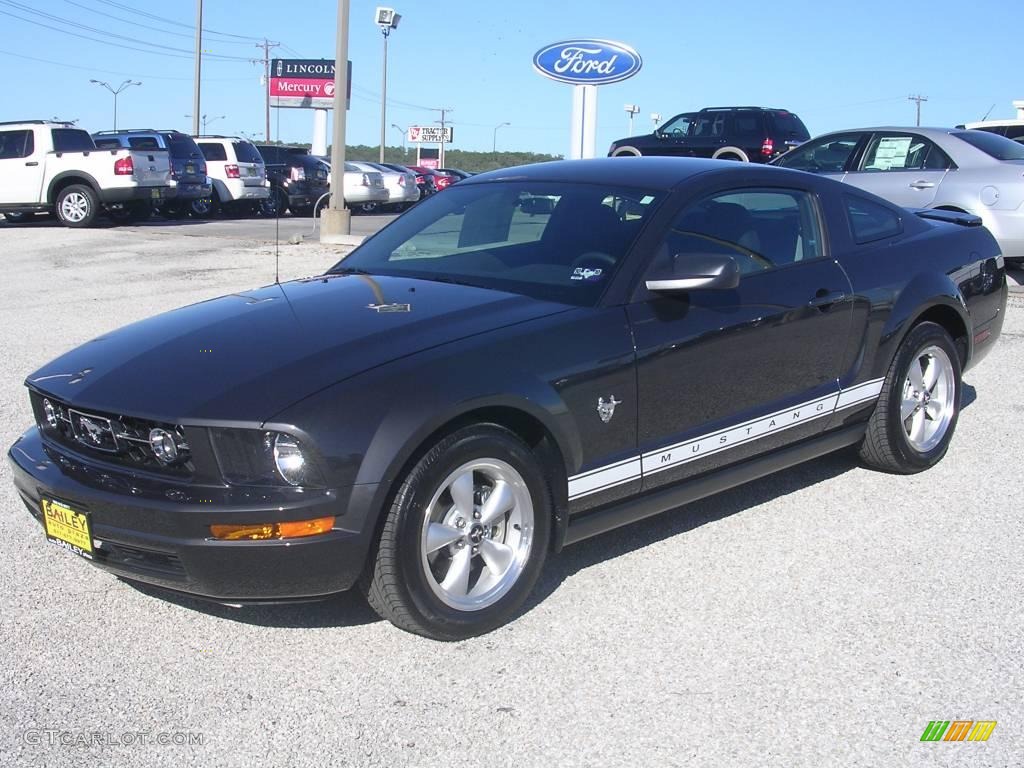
(328, 266, 375, 276)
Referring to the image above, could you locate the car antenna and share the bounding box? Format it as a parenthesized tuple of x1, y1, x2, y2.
(980, 103, 996, 122)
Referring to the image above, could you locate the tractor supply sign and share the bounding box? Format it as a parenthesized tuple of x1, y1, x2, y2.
(408, 126, 453, 144)
(269, 59, 351, 110)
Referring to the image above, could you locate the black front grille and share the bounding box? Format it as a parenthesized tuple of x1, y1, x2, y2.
(94, 541, 187, 580)
(30, 392, 194, 478)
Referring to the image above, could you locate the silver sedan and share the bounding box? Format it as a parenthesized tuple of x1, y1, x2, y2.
(773, 127, 1024, 262)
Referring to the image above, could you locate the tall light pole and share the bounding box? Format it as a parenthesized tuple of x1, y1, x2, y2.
(89, 79, 141, 130)
(186, 114, 227, 132)
(651, 112, 662, 129)
(375, 7, 401, 163)
(192, 0, 202, 135)
(624, 104, 639, 135)
(492, 121, 510, 152)
(391, 123, 406, 155)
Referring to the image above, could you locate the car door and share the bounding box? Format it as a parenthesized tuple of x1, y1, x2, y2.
(0, 128, 43, 205)
(651, 113, 696, 157)
(685, 111, 729, 158)
(627, 183, 853, 491)
(844, 131, 951, 208)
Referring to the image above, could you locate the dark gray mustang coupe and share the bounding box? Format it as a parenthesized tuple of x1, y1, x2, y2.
(9, 158, 1007, 639)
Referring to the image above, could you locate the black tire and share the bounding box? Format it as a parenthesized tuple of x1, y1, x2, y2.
(259, 188, 288, 217)
(190, 191, 220, 219)
(363, 424, 552, 640)
(859, 321, 962, 474)
(55, 184, 99, 228)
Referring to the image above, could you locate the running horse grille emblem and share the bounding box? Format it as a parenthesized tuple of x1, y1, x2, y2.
(596, 396, 621, 424)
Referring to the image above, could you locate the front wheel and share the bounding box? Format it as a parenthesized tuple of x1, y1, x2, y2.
(859, 321, 962, 473)
(363, 424, 551, 640)
(55, 184, 98, 228)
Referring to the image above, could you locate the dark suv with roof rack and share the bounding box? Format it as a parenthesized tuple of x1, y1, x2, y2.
(608, 106, 810, 163)
(92, 129, 210, 217)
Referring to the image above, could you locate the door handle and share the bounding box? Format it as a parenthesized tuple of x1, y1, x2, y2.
(909, 180, 935, 189)
(25, 161, 38, 166)
(808, 289, 846, 310)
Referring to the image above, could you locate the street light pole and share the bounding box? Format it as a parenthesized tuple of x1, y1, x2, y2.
(492, 121, 510, 152)
(90, 79, 141, 130)
(376, 9, 400, 163)
(321, 0, 351, 241)
(193, 0, 202, 135)
(391, 123, 406, 155)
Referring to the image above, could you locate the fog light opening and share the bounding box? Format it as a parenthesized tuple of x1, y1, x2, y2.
(210, 516, 335, 541)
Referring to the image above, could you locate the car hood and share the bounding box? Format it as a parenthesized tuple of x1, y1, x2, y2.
(27, 274, 570, 424)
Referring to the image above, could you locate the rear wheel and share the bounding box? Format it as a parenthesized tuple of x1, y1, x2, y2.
(259, 188, 287, 217)
(363, 424, 551, 640)
(55, 184, 98, 228)
(190, 191, 220, 219)
(859, 321, 962, 473)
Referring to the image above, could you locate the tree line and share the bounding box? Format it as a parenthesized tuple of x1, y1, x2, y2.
(263, 141, 563, 172)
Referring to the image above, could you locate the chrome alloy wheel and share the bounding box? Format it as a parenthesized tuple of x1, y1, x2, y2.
(901, 344, 956, 452)
(420, 459, 534, 611)
(60, 192, 90, 223)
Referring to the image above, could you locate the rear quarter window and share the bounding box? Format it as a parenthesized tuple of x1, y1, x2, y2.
(231, 141, 263, 163)
(845, 194, 903, 244)
(128, 136, 161, 151)
(162, 133, 202, 158)
(51, 129, 95, 153)
(771, 111, 810, 139)
(199, 143, 227, 162)
(954, 130, 1024, 161)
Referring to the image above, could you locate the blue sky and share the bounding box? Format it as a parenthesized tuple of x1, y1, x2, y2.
(1, 0, 1019, 156)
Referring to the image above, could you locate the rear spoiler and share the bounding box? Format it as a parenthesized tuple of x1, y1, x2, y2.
(912, 208, 983, 227)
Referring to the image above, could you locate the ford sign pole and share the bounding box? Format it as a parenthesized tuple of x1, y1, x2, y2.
(321, 0, 354, 243)
(532, 40, 642, 160)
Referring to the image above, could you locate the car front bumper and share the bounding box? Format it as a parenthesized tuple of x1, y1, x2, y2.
(8, 427, 378, 602)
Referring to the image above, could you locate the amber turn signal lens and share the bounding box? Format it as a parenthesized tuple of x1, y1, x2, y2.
(210, 516, 335, 541)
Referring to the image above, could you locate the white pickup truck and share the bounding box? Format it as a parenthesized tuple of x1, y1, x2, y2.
(0, 121, 172, 227)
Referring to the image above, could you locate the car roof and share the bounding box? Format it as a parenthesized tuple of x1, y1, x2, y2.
(963, 119, 1024, 128)
(461, 157, 773, 190)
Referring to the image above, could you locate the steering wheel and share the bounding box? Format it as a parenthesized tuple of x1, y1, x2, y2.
(570, 252, 617, 271)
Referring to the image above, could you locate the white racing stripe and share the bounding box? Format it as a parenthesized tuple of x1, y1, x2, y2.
(567, 378, 885, 500)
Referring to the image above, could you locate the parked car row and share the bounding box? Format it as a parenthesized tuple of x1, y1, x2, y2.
(0, 120, 470, 228)
(608, 104, 1024, 265)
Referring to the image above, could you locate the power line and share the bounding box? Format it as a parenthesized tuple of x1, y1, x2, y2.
(0, 3, 251, 61)
(61, 0, 253, 45)
(0, 47, 252, 80)
(91, 0, 263, 41)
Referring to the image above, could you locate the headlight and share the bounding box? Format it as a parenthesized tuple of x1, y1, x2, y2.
(209, 428, 325, 487)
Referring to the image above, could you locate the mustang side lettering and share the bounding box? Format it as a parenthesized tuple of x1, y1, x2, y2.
(8, 158, 1006, 639)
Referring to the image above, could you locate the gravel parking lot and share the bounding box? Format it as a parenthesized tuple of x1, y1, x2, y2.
(1, 220, 1022, 767)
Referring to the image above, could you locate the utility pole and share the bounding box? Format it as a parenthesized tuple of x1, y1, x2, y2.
(192, 0, 202, 135)
(255, 39, 280, 142)
(433, 107, 452, 168)
(908, 94, 928, 127)
(321, 0, 351, 241)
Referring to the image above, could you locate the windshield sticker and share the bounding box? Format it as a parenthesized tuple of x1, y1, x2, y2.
(571, 267, 604, 282)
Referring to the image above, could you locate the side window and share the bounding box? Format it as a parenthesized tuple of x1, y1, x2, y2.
(659, 113, 694, 137)
(860, 134, 942, 171)
(51, 129, 95, 153)
(691, 114, 727, 138)
(128, 136, 161, 151)
(654, 188, 824, 278)
(199, 143, 227, 162)
(732, 111, 762, 139)
(0, 129, 34, 159)
(776, 133, 862, 172)
(1004, 126, 1024, 144)
(845, 195, 902, 244)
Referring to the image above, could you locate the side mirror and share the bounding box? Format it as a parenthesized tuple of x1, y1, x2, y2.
(645, 253, 740, 293)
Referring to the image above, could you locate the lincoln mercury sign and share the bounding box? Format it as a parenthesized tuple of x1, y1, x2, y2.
(532, 39, 642, 86)
(269, 58, 352, 110)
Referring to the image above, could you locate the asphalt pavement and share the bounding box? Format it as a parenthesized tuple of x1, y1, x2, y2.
(0, 221, 1021, 767)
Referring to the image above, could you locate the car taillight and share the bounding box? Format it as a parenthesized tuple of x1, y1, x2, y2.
(114, 156, 134, 175)
(761, 138, 774, 156)
(397, 175, 406, 187)
(290, 166, 305, 181)
(199, 163, 207, 175)
(415, 175, 425, 184)
(225, 164, 240, 178)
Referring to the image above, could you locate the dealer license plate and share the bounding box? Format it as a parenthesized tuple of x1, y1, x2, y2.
(41, 498, 93, 559)
(150, 188, 163, 200)
(185, 163, 195, 175)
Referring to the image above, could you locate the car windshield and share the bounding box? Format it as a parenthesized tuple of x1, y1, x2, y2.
(330, 181, 663, 306)
(953, 130, 1024, 161)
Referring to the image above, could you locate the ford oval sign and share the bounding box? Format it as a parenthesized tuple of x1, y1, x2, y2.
(533, 39, 642, 86)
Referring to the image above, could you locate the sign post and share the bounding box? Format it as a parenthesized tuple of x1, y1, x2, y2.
(532, 39, 642, 160)
(407, 125, 453, 169)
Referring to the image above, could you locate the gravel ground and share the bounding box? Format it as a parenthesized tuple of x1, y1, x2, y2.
(1, 222, 1022, 767)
